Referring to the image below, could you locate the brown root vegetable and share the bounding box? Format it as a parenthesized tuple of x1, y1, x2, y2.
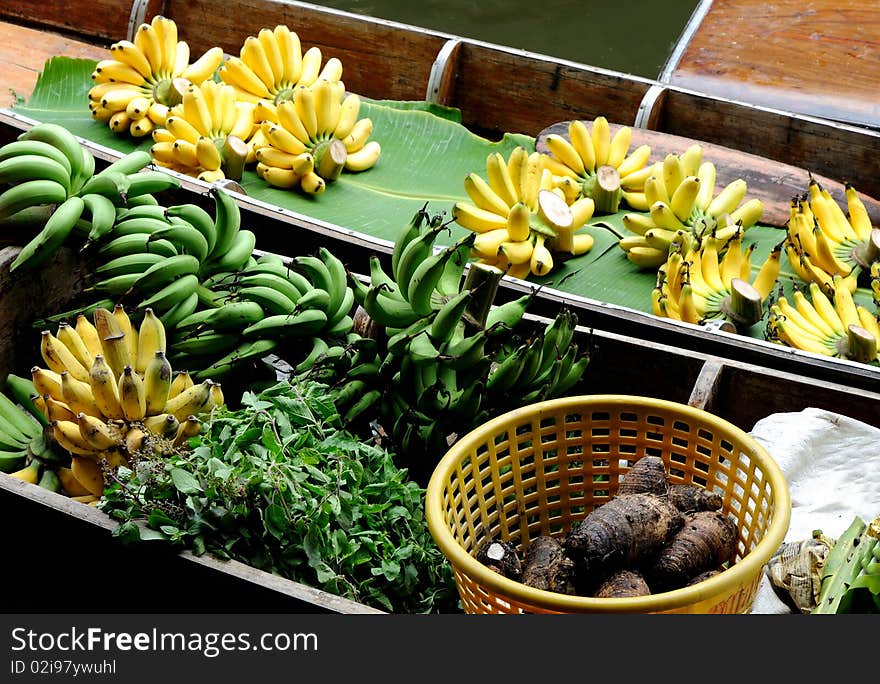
(562, 493, 684, 581)
(647, 510, 738, 591)
(521, 535, 577, 595)
(686, 568, 723, 586)
(593, 569, 652, 598)
(475, 538, 522, 581)
(616, 456, 669, 497)
(668, 483, 723, 513)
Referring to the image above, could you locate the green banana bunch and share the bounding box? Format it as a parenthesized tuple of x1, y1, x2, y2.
(0, 123, 180, 274)
(617, 146, 764, 270)
(306, 207, 592, 479)
(0, 377, 63, 475)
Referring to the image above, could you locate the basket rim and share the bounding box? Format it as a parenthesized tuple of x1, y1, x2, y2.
(425, 394, 792, 613)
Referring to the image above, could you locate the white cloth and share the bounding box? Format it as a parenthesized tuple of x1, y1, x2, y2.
(746, 407, 880, 614)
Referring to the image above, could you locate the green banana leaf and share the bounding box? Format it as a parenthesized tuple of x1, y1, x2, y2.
(12, 57, 877, 340)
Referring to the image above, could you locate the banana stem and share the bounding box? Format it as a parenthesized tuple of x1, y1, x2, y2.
(721, 278, 764, 329)
(839, 324, 878, 363)
(220, 135, 248, 181)
(314, 139, 347, 182)
(591, 165, 623, 214)
(851, 228, 880, 269)
(462, 262, 504, 329)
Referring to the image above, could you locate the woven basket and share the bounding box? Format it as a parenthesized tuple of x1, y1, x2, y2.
(425, 395, 791, 613)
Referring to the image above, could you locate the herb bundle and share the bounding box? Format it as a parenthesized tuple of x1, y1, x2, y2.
(102, 379, 459, 613)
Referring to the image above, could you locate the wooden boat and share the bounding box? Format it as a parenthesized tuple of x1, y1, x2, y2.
(1, 243, 878, 613)
(0, 0, 878, 613)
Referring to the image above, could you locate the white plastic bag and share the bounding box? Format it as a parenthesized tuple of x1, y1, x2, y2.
(746, 407, 880, 614)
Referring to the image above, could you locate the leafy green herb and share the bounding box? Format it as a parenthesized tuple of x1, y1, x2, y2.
(101, 379, 459, 614)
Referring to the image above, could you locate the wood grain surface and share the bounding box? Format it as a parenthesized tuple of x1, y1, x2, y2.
(537, 120, 880, 228)
(0, 20, 107, 109)
(667, 0, 880, 129)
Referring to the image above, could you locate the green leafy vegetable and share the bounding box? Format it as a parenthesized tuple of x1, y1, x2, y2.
(100, 379, 459, 614)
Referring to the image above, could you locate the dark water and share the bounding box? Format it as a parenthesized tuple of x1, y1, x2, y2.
(313, 0, 700, 79)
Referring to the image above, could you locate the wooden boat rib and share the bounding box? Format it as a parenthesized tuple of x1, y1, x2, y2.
(2, 0, 880, 196)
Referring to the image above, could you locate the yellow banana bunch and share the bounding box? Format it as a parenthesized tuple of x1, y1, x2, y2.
(619, 146, 763, 270)
(542, 116, 652, 213)
(31, 305, 223, 500)
(653, 228, 782, 328)
(872, 261, 880, 310)
(218, 25, 342, 110)
(784, 179, 878, 293)
(151, 80, 255, 182)
(452, 146, 596, 279)
(251, 78, 378, 194)
(88, 15, 224, 138)
(768, 275, 880, 365)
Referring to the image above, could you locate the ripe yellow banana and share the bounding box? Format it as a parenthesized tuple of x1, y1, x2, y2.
(590, 116, 611, 168)
(607, 125, 632, 169)
(343, 141, 381, 172)
(89, 354, 124, 421)
(41, 331, 90, 383)
(136, 308, 166, 376)
(452, 201, 508, 233)
(118, 366, 146, 422)
(545, 134, 585, 177)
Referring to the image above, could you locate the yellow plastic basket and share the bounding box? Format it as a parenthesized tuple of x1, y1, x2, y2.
(426, 395, 791, 614)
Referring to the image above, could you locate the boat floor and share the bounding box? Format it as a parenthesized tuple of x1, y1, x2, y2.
(666, 0, 880, 130)
(0, 20, 106, 109)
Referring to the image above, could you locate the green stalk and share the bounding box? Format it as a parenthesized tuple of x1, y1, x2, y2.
(720, 278, 764, 329)
(462, 262, 504, 329)
(813, 516, 867, 614)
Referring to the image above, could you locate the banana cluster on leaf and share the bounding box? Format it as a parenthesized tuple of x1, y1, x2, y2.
(784, 179, 878, 295)
(218, 24, 342, 108)
(452, 146, 596, 280)
(542, 116, 652, 213)
(151, 80, 256, 182)
(293, 207, 591, 476)
(0, 125, 180, 275)
(653, 228, 782, 329)
(619, 145, 764, 270)
(252, 78, 380, 194)
(88, 15, 224, 138)
(28, 304, 222, 500)
(767, 275, 880, 365)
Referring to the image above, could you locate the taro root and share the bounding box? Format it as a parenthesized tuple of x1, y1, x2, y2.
(593, 569, 652, 598)
(562, 492, 683, 582)
(686, 568, 723, 586)
(520, 535, 577, 595)
(616, 456, 669, 498)
(668, 483, 723, 513)
(475, 538, 522, 581)
(647, 510, 738, 591)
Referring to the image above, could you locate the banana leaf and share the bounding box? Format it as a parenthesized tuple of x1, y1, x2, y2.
(12, 57, 877, 339)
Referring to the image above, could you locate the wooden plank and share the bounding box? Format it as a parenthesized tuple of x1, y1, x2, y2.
(537, 120, 880, 228)
(451, 42, 652, 138)
(0, 0, 164, 44)
(165, 0, 449, 103)
(0, 20, 107, 109)
(0, 475, 384, 613)
(666, 0, 880, 131)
